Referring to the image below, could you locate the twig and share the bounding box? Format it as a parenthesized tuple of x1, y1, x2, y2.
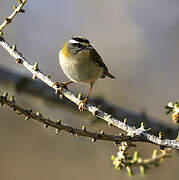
(0, 0, 26, 32)
(111, 142, 171, 175)
(135, 149, 171, 167)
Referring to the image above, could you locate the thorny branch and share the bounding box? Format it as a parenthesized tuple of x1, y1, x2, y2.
(0, 0, 26, 32)
(0, 93, 141, 143)
(0, 36, 179, 149)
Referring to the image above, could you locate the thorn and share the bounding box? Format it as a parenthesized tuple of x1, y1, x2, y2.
(32, 74, 37, 79)
(56, 119, 61, 125)
(98, 105, 102, 110)
(25, 116, 30, 121)
(33, 62, 39, 71)
(36, 111, 41, 116)
(126, 166, 133, 176)
(16, 110, 21, 115)
(3, 92, 8, 99)
(82, 125, 86, 131)
(152, 149, 157, 159)
(114, 141, 119, 146)
(167, 102, 174, 108)
(16, 58, 22, 64)
(100, 130, 105, 135)
(18, 0, 22, 4)
(159, 131, 164, 140)
(70, 129, 75, 136)
(13, 5, 17, 10)
(12, 106, 16, 111)
(44, 124, 48, 129)
(59, 94, 63, 100)
(55, 89, 60, 94)
(9, 96, 15, 102)
(133, 151, 139, 162)
(123, 118, 127, 124)
(92, 110, 98, 116)
(20, 9, 25, 13)
(140, 122, 145, 129)
(92, 138, 97, 143)
(78, 92, 82, 100)
(27, 108, 32, 114)
(0, 31, 3, 37)
(5, 17, 11, 23)
(12, 44, 17, 52)
(139, 166, 145, 176)
(108, 122, 112, 127)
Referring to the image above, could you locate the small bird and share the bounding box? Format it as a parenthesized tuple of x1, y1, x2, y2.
(56, 36, 115, 110)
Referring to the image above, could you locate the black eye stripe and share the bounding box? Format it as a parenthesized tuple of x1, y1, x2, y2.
(72, 43, 83, 48)
(71, 37, 89, 44)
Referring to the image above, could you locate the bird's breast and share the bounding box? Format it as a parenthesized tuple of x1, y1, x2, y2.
(59, 51, 103, 84)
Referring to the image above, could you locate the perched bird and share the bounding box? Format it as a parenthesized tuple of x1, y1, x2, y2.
(56, 36, 115, 110)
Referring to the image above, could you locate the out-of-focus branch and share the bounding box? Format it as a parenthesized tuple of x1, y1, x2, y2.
(0, 0, 26, 32)
(0, 93, 141, 144)
(0, 37, 179, 149)
(111, 142, 171, 175)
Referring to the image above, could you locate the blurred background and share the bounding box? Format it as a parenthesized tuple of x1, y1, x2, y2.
(0, 0, 179, 179)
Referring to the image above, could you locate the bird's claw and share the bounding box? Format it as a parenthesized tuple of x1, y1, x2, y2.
(54, 82, 69, 89)
(79, 98, 88, 111)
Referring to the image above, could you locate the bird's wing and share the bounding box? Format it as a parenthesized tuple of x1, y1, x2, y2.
(90, 48, 109, 73)
(90, 48, 115, 78)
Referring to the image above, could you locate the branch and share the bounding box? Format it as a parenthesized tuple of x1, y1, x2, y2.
(1, 37, 179, 149)
(0, 66, 177, 137)
(111, 142, 171, 175)
(0, 93, 141, 144)
(0, 0, 26, 32)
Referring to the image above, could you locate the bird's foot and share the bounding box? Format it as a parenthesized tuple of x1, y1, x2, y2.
(79, 98, 88, 111)
(53, 81, 73, 93)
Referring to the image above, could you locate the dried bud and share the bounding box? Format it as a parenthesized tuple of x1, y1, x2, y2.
(9, 96, 15, 102)
(3, 92, 8, 99)
(13, 5, 17, 10)
(33, 62, 39, 71)
(78, 92, 82, 100)
(25, 116, 30, 121)
(82, 125, 86, 131)
(171, 112, 179, 124)
(56, 119, 61, 125)
(16, 58, 22, 64)
(18, 0, 22, 4)
(92, 138, 96, 143)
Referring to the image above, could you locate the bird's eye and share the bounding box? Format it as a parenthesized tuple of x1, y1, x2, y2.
(73, 43, 83, 48)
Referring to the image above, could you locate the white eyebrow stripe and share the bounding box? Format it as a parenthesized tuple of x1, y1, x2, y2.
(69, 39, 79, 44)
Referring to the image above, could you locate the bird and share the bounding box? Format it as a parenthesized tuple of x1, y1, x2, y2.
(55, 36, 115, 111)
